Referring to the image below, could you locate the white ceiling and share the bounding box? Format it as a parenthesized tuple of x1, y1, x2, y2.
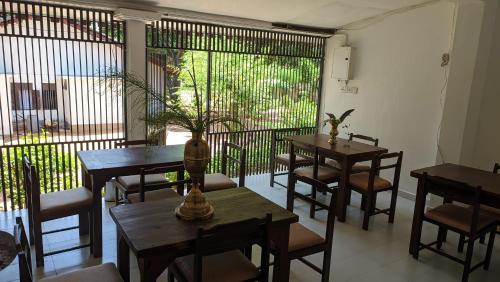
(63, 0, 441, 28)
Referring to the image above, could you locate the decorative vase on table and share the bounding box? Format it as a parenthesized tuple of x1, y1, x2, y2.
(175, 132, 214, 221)
(323, 109, 355, 145)
(114, 54, 240, 221)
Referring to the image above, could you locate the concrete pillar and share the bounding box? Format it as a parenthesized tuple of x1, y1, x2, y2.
(124, 19, 147, 141)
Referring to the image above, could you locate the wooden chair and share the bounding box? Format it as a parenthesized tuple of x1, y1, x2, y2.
(347, 151, 403, 230)
(14, 217, 123, 282)
(458, 163, 500, 250)
(114, 140, 182, 203)
(290, 146, 341, 219)
(280, 188, 337, 282)
(167, 214, 272, 282)
(127, 164, 189, 203)
(270, 128, 313, 188)
(22, 156, 93, 267)
(203, 141, 246, 192)
(326, 133, 379, 173)
(413, 173, 497, 282)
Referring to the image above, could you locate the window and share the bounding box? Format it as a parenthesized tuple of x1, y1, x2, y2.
(42, 87, 57, 110)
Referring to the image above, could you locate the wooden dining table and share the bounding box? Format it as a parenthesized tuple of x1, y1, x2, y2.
(409, 163, 500, 255)
(77, 144, 185, 257)
(109, 187, 298, 282)
(286, 134, 388, 222)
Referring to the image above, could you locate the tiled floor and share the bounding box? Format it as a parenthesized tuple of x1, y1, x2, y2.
(1, 174, 499, 282)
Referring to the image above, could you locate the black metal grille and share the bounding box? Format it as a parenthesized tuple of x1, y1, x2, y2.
(146, 19, 325, 176)
(147, 19, 325, 58)
(0, 0, 126, 210)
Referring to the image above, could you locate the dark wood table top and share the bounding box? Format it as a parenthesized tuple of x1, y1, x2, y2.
(77, 145, 184, 173)
(286, 134, 387, 159)
(411, 163, 500, 207)
(109, 187, 298, 257)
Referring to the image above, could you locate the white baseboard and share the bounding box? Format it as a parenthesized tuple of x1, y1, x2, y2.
(398, 189, 416, 201)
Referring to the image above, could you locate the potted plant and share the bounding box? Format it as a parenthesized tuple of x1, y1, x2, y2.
(323, 109, 354, 145)
(112, 55, 240, 220)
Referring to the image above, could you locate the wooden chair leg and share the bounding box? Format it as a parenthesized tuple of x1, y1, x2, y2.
(388, 189, 398, 223)
(458, 234, 465, 253)
(479, 235, 486, 244)
(346, 189, 352, 205)
(34, 221, 44, 267)
(270, 164, 275, 188)
(483, 230, 496, 270)
(89, 210, 94, 254)
(79, 211, 89, 235)
(321, 248, 332, 282)
(362, 193, 373, 230)
(361, 196, 366, 211)
(115, 186, 120, 206)
(462, 239, 475, 282)
(168, 269, 174, 282)
(310, 186, 317, 219)
(437, 227, 446, 249)
(244, 246, 252, 260)
(27, 206, 35, 245)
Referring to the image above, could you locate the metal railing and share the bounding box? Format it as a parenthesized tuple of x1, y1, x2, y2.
(0, 1, 126, 210)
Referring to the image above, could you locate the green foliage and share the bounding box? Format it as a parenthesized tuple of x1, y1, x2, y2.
(1, 133, 75, 209)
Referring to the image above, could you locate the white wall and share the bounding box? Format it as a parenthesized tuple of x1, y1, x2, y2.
(320, 2, 455, 196)
(464, 0, 500, 170)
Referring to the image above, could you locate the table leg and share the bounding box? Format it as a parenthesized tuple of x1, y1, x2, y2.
(117, 231, 130, 282)
(286, 143, 296, 212)
(271, 223, 291, 282)
(337, 160, 352, 222)
(82, 170, 93, 253)
(138, 255, 173, 282)
(177, 168, 185, 196)
(91, 174, 106, 258)
(78, 211, 89, 235)
(409, 178, 425, 256)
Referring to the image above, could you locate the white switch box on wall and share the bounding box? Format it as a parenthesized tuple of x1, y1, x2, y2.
(332, 47, 352, 80)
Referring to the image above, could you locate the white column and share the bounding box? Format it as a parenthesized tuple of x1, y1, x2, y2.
(125, 19, 147, 141)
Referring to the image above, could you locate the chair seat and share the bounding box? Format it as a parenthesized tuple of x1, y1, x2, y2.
(425, 204, 497, 233)
(349, 172, 392, 191)
(289, 223, 325, 252)
(40, 187, 93, 220)
(127, 188, 179, 203)
(39, 263, 123, 282)
(479, 205, 500, 221)
(116, 173, 168, 192)
(203, 173, 237, 192)
(275, 153, 313, 166)
(294, 166, 341, 182)
(325, 159, 370, 173)
(173, 250, 259, 282)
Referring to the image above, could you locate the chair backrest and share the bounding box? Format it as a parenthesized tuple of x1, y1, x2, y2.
(137, 164, 190, 202)
(494, 163, 499, 174)
(220, 141, 246, 187)
(15, 217, 33, 282)
(349, 133, 379, 146)
(366, 152, 403, 191)
(421, 173, 483, 234)
(22, 155, 41, 218)
(114, 139, 156, 148)
(271, 128, 301, 157)
(193, 214, 272, 282)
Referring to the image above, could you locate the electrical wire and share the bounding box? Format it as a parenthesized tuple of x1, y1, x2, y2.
(435, 1, 458, 164)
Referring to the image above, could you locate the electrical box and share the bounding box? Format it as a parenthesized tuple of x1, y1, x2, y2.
(332, 47, 351, 80)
